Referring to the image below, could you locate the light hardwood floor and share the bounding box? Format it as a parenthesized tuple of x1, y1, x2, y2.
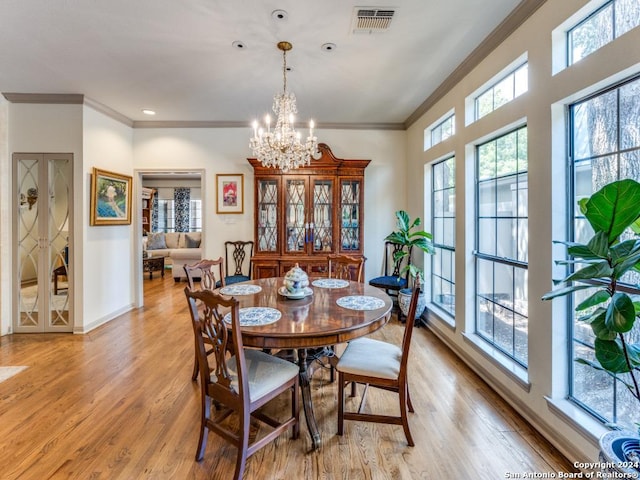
(0, 274, 577, 479)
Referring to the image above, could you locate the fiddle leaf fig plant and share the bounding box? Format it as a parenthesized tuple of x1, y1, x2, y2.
(542, 179, 640, 411)
(385, 210, 435, 286)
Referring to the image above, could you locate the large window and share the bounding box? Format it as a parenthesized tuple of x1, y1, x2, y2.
(190, 199, 202, 232)
(475, 63, 528, 121)
(475, 126, 529, 366)
(568, 74, 640, 427)
(157, 199, 175, 233)
(568, 0, 640, 66)
(431, 156, 456, 318)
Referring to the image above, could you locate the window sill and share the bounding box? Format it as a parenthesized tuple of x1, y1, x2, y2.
(462, 332, 530, 392)
(545, 397, 606, 447)
(425, 303, 455, 329)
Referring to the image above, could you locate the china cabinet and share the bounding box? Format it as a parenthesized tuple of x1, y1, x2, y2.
(249, 143, 370, 278)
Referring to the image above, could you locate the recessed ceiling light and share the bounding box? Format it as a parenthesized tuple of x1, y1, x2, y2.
(321, 43, 337, 52)
(142, 109, 156, 115)
(232, 40, 246, 50)
(272, 9, 288, 21)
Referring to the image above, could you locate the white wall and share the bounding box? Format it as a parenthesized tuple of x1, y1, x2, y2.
(4, 103, 83, 334)
(81, 106, 135, 333)
(133, 127, 406, 281)
(406, 0, 640, 464)
(0, 97, 9, 335)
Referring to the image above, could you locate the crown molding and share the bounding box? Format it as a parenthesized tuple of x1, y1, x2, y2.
(314, 122, 405, 131)
(1, 93, 135, 127)
(133, 120, 405, 130)
(132, 120, 249, 129)
(84, 97, 134, 127)
(404, 0, 548, 128)
(2, 93, 84, 104)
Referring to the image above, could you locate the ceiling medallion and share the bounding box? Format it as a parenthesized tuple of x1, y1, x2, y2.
(249, 41, 318, 172)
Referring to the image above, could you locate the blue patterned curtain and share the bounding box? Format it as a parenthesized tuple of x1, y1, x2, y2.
(151, 190, 159, 232)
(174, 188, 191, 232)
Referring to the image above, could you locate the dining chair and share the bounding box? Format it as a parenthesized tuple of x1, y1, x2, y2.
(368, 241, 412, 307)
(184, 257, 226, 291)
(327, 254, 365, 282)
(184, 287, 299, 480)
(223, 240, 254, 286)
(183, 257, 225, 381)
(336, 285, 421, 446)
(325, 254, 366, 381)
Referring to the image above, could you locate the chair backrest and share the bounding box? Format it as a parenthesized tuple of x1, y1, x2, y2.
(224, 241, 254, 278)
(383, 241, 412, 278)
(184, 257, 225, 290)
(400, 286, 421, 376)
(185, 287, 248, 406)
(327, 254, 366, 282)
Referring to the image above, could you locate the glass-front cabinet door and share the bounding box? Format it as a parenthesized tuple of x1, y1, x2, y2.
(339, 178, 363, 253)
(256, 177, 279, 253)
(311, 178, 334, 253)
(284, 176, 308, 254)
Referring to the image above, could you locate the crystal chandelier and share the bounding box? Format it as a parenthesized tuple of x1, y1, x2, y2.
(250, 41, 318, 172)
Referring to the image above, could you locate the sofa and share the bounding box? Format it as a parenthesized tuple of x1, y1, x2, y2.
(143, 232, 202, 281)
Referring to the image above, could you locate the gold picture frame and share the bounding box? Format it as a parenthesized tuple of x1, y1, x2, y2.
(216, 174, 244, 214)
(90, 168, 133, 225)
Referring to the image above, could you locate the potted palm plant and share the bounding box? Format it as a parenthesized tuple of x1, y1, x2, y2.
(385, 210, 435, 320)
(542, 179, 640, 475)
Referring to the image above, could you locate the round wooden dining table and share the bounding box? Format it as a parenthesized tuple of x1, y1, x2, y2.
(215, 276, 393, 449)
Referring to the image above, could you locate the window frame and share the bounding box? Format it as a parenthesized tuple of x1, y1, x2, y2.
(473, 125, 529, 367)
(473, 62, 528, 121)
(431, 155, 456, 319)
(566, 73, 640, 426)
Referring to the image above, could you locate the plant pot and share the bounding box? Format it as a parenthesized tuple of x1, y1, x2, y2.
(398, 287, 426, 321)
(599, 430, 640, 476)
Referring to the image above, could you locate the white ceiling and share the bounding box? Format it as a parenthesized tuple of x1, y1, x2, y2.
(0, 0, 530, 128)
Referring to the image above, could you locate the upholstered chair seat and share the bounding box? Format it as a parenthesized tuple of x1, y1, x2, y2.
(335, 337, 402, 380)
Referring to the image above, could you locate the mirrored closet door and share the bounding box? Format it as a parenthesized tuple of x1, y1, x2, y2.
(13, 153, 73, 332)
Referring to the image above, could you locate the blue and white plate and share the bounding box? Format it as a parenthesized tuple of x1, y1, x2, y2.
(219, 284, 262, 296)
(312, 278, 349, 289)
(223, 307, 281, 326)
(336, 295, 386, 311)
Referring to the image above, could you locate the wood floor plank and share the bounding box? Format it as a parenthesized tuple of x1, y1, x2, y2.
(0, 274, 577, 479)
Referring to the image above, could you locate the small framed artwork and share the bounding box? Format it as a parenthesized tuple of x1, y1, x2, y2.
(216, 174, 244, 214)
(90, 168, 133, 225)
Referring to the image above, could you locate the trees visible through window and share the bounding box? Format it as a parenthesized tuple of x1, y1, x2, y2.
(475, 126, 529, 366)
(475, 63, 528, 120)
(569, 74, 640, 428)
(430, 114, 455, 150)
(431, 156, 456, 318)
(568, 0, 640, 66)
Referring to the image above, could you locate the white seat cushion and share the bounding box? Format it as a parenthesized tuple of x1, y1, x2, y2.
(225, 349, 299, 403)
(336, 337, 402, 380)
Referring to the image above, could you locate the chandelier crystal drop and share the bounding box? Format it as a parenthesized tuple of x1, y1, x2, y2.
(250, 41, 318, 172)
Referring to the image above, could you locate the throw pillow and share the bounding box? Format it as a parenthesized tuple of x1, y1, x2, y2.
(185, 234, 201, 248)
(147, 232, 167, 250)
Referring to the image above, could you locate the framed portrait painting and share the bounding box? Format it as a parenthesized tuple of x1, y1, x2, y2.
(90, 168, 133, 225)
(216, 174, 244, 214)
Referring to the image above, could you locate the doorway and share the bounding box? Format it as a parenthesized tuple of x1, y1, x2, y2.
(136, 170, 204, 303)
(13, 153, 73, 333)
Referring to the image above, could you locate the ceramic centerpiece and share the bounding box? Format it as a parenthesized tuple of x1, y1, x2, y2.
(282, 264, 310, 298)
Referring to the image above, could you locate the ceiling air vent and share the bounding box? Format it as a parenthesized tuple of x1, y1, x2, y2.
(351, 8, 396, 34)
